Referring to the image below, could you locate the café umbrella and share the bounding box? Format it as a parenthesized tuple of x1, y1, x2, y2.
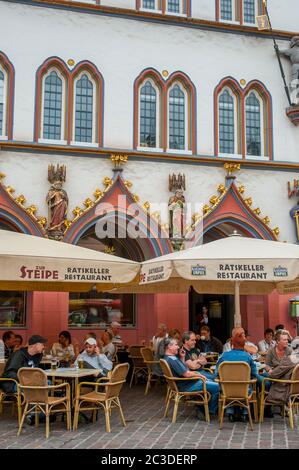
(0, 229, 140, 292)
(114, 235, 299, 326)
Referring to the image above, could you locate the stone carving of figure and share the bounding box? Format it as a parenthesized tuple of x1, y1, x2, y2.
(46, 180, 68, 234)
(279, 36, 299, 93)
(168, 189, 185, 239)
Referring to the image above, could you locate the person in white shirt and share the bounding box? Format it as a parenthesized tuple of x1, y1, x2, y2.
(223, 327, 258, 357)
(51, 330, 75, 361)
(151, 323, 168, 354)
(258, 328, 276, 353)
(74, 337, 112, 377)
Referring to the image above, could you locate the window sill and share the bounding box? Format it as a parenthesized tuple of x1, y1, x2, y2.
(245, 155, 269, 161)
(139, 8, 162, 14)
(70, 141, 99, 148)
(218, 153, 242, 159)
(166, 148, 192, 155)
(38, 138, 68, 145)
(165, 12, 187, 18)
(137, 146, 164, 152)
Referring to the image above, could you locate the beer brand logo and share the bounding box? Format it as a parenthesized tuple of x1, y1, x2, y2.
(191, 265, 206, 276)
(273, 266, 288, 277)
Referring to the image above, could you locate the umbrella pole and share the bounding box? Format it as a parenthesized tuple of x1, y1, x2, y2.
(234, 281, 242, 327)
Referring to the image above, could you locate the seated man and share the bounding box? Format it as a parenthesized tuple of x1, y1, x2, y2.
(223, 327, 258, 356)
(151, 323, 168, 355)
(107, 321, 123, 347)
(164, 337, 219, 419)
(1, 335, 47, 393)
(258, 328, 276, 354)
(214, 332, 259, 422)
(182, 331, 214, 380)
(74, 337, 113, 379)
(196, 326, 223, 354)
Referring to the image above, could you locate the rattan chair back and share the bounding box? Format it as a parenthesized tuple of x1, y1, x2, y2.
(218, 361, 251, 398)
(290, 363, 299, 395)
(105, 363, 129, 399)
(18, 368, 49, 403)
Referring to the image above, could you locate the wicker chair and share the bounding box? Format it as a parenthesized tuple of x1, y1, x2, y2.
(73, 363, 129, 433)
(0, 377, 23, 425)
(216, 361, 258, 430)
(128, 345, 147, 388)
(141, 347, 160, 395)
(259, 363, 299, 429)
(17, 367, 71, 438)
(160, 359, 210, 423)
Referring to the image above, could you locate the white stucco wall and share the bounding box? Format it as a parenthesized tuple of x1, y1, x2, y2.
(0, 1, 298, 162)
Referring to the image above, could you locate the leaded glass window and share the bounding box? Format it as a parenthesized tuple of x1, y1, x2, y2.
(43, 71, 63, 140)
(220, 0, 232, 20)
(75, 74, 93, 143)
(246, 92, 261, 156)
(140, 80, 157, 148)
(169, 84, 185, 150)
(168, 0, 180, 13)
(244, 0, 256, 23)
(142, 0, 155, 9)
(0, 71, 4, 136)
(219, 89, 235, 154)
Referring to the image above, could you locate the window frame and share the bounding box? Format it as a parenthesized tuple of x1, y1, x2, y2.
(39, 67, 67, 145)
(137, 77, 163, 152)
(244, 89, 265, 159)
(217, 86, 241, 158)
(166, 81, 191, 154)
(0, 65, 8, 140)
(139, 0, 161, 13)
(71, 70, 98, 147)
(243, 0, 258, 26)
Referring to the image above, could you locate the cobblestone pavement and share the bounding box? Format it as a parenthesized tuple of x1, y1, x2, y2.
(0, 383, 299, 449)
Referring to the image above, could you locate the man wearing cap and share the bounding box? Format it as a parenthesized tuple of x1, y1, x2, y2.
(74, 337, 112, 378)
(1, 335, 47, 393)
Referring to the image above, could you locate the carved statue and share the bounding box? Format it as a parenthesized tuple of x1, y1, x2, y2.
(168, 189, 186, 240)
(46, 164, 68, 238)
(279, 36, 299, 92)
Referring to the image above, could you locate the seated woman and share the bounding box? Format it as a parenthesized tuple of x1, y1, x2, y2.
(51, 330, 75, 362)
(100, 330, 116, 361)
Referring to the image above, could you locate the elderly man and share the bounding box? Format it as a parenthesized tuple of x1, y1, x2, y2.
(107, 321, 123, 346)
(74, 337, 112, 378)
(152, 323, 168, 354)
(1, 334, 47, 393)
(164, 337, 219, 419)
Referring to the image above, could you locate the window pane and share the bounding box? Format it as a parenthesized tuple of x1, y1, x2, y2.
(0, 291, 26, 328)
(43, 71, 63, 140)
(142, 0, 155, 9)
(220, 0, 232, 20)
(169, 84, 185, 150)
(246, 92, 261, 156)
(219, 89, 235, 154)
(244, 0, 255, 23)
(68, 292, 136, 328)
(75, 74, 93, 143)
(168, 0, 180, 13)
(140, 80, 157, 148)
(0, 71, 4, 135)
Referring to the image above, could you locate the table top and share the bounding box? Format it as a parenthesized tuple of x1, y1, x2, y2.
(44, 368, 101, 378)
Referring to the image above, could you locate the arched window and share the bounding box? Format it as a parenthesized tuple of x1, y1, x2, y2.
(74, 73, 95, 144)
(41, 69, 66, 142)
(245, 91, 262, 156)
(168, 83, 186, 150)
(0, 68, 6, 138)
(139, 79, 159, 148)
(218, 88, 236, 154)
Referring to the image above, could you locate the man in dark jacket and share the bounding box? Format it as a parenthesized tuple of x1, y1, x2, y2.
(196, 326, 223, 354)
(1, 334, 47, 393)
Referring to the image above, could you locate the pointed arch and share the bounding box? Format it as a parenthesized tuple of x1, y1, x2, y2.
(34, 57, 70, 143)
(0, 51, 15, 140)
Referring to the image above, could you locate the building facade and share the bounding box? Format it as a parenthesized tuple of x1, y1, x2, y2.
(0, 0, 298, 347)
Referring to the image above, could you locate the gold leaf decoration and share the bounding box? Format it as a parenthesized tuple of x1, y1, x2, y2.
(192, 213, 200, 223)
(244, 197, 253, 206)
(203, 204, 211, 215)
(103, 177, 112, 189)
(0, 172, 6, 180)
(84, 198, 94, 209)
(217, 184, 226, 194)
(94, 188, 104, 200)
(15, 195, 26, 205)
(133, 194, 140, 203)
(253, 207, 261, 215)
(210, 195, 219, 205)
(238, 185, 245, 194)
(110, 154, 128, 167)
(64, 219, 72, 229)
(104, 246, 116, 255)
(37, 217, 47, 228)
(72, 207, 83, 219)
(143, 201, 150, 211)
(124, 180, 133, 189)
(26, 205, 37, 217)
(272, 227, 280, 236)
(6, 186, 15, 194)
(263, 216, 270, 225)
(224, 163, 240, 176)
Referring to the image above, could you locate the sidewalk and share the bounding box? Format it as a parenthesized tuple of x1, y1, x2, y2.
(0, 383, 298, 449)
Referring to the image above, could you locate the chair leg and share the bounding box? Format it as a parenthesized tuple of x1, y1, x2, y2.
(17, 394, 22, 427)
(45, 405, 50, 439)
(247, 401, 253, 431)
(92, 409, 97, 424)
(129, 367, 135, 388)
(172, 395, 179, 424)
(18, 402, 29, 436)
(104, 403, 111, 433)
(203, 398, 210, 423)
(164, 390, 171, 418)
(289, 399, 294, 430)
(259, 399, 265, 423)
(145, 372, 151, 396)
(66, 402, 72, 431)
(73, 399, 79, 431)
(219, 398, 225, 429)
(253, 400, 258, 423)
(116, 397, 126, 427)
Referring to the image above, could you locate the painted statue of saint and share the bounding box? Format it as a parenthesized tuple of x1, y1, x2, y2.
(279, 36, 299, 93)
(46, 180, 68, 233)
(168, 189, 185, 239)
